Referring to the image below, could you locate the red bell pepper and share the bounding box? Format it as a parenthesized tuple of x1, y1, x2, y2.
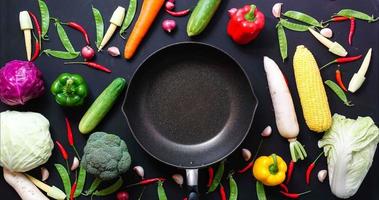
(227, 4, 265, 45)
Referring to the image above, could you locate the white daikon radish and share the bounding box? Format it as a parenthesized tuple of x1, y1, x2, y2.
(263, 56, 307, 162)
(3, 168, 49, 200)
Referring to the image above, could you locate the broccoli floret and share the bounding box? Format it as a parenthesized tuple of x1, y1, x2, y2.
(81, 132, 131, 180)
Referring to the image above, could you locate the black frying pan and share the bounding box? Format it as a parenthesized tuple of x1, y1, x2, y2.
(122, 42, 258, 200)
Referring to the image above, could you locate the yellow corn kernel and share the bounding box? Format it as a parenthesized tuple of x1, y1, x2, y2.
(293, 45, 332, 133)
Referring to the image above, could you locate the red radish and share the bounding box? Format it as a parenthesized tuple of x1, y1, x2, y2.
(165, 1, 175, 10)
(81, 46, 95, 61)
(117, 191, 129, 200)
(263, 56, 307, 162)
(162, 19, 176, 33)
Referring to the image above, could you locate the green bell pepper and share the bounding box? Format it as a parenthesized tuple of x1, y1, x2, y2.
(50, 73, 88, 106)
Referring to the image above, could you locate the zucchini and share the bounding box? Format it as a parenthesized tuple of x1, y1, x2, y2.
(186, 0, 221, 37)
(79, 78, 126, 134)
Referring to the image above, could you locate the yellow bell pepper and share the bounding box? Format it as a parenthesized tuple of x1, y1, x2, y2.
(252, 154, 287, 186)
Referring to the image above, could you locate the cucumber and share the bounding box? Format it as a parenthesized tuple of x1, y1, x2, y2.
(186, 0, 222, 37)
(79, 78, 127, 134)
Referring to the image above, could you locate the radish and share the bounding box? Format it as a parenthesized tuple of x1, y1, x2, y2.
(263, 56, 307, 162)
(3, 168, 49, 200)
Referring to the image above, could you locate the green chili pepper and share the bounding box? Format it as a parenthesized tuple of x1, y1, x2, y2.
(92, 6, 104, 49)
(283, 10, 323, 27)
(325, 80, 353, 106)
(277, 24, 288, 62)
(120, 0, 137, 39)
(38, 0, 50, 40)
(83, 177, 102, 196)
(43, 49, 80, 59)
(50, 73, 88, 107)
(207, 160, 225, 193)
(256, 181, 266, 200)
(157, 181, 168, 200)
(279, 19, 310, 32)
(229, 175, 238, 200)
(74, 166, 87, 197)
(336, 9, 379, 22)
(93, 177, 123, 196)
(55, 22, 76, 52)
(55, 164, 71, 200)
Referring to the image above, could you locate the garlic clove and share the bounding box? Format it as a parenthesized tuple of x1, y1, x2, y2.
(272, 3, 283, 18)
(41, 167, 49, 181)
(228, 8, 238, 17)
(107, 46, 120, 57)
(71, 157, 80, 171)
(261, 126, 272, 137)
(241, 148, 252, 161)
(133, 166, 144, 179)
(172, 174, 184, 186)
(318, 170, 328, 183)
(320, 28, 333, 38)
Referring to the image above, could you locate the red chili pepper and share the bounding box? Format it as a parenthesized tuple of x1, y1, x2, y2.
(332, 16, 350, 22)
(64, 22, 90, 46)
(28, 11, 41, 38)
(286, 160, 294, 184)
(56, 141, 68, 160)
(237, 161, 254, 174)
(207, 166, 214, 187)
(280, 191, 311, 199)
(165, 9, 190, 17)
(227, 4, 265, 45)
(70, 181, 77, 200)
(64, 62, 111, 73)
(126, 178, 166, 188)
(65, 117, 74, 146)
(335, 69, 348, 92)
(219, 185, 227, 200)
(320, 55, 362, 70)
(31, 39, 40, 62)
(348, 17, 355, 45)
(279, 183, 289, 193)
(306, 152, 324, 185)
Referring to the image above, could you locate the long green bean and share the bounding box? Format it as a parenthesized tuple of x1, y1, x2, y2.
(277, 24, 287, 62)
(74, 166, 86, 197)
(38, 0, 50, 40)
(120, 0, 137, 39)
(92, 6, 104, 49)
(157, 181, 168, 200)
(207, 160, 225, 193)
(93, 177, 123, 196)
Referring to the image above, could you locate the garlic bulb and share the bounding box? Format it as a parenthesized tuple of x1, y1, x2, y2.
(41, 167, 49, 181)
(318, 170, 328, 182)
(172, 174, 184, 186)
(261, 126, 272, 137)
(133, 166, 144, 179)
(71, 157, 80, 171)
(320, 28, 333, 38)
(242, 148, 252, 161)
(272, 3, 283, 18)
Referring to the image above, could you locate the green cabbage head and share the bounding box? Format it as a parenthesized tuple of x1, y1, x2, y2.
(318, 114, 379, 199)
(0, 111, 54, 172)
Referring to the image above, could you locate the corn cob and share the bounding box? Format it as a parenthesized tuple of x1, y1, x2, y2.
(293, 45, 332, 133)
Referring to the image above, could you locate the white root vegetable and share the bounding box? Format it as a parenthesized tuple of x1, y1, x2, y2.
(3, 168, 49, 200)
(19, 11, 33, 61)
(263, 56, 307, 162)
(98, 6, 126, 51)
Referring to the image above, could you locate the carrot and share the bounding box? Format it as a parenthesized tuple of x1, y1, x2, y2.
(124, 0, 165, 59)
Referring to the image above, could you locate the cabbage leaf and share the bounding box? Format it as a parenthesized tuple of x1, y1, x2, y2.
(318, 114, 379, 199)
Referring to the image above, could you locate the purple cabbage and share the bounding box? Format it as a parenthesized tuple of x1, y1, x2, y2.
(0, 60, 45, 105)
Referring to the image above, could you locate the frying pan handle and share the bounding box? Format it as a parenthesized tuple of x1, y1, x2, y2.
(186, 169, 199, 200)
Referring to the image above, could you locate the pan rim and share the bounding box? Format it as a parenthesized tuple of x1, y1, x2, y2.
(121, 41, 259, 169)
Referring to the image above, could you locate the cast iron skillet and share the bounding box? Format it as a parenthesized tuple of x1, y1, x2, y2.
(122, 42, 258, 200)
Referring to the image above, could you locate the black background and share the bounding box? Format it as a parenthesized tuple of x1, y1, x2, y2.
(1, 0, 378, 199)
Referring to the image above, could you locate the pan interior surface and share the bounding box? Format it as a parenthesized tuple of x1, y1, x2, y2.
(124, 43, 257, 168)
